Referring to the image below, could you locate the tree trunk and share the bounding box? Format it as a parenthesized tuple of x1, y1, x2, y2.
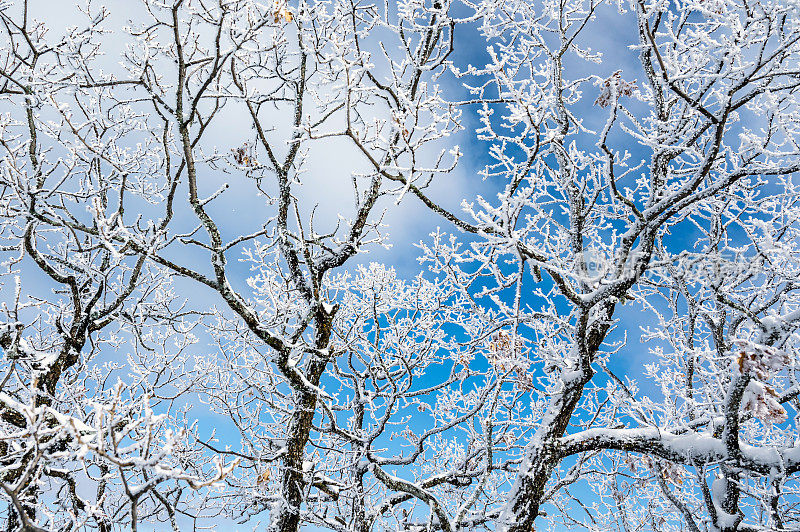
(272, 306, 336, 532)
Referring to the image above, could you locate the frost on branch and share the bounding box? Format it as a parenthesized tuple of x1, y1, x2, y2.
(731, 339, 792, 423)
(731, 339, 790, 380)
(3, 0, 800, 530)
(593, 71, 637, 108)
(740, 381, 787, 424)
(488, 331, 533, 391)
(272, 0, 293, 23)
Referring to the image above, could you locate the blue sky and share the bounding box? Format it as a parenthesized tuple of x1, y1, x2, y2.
(2, 0, 774, 529)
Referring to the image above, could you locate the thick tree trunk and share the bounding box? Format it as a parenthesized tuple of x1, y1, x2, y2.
(497, 303, 618, 531)
(495, 374, 590, 532)
(272, 306, 336, 532)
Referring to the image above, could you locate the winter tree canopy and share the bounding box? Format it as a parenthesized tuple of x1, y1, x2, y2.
(1, 0, 800, 530)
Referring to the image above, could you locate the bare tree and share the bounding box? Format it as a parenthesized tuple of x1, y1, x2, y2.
(0, 1, 240, 529)
(3, 0, 800, 531)
(401, 0, 800, 530)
